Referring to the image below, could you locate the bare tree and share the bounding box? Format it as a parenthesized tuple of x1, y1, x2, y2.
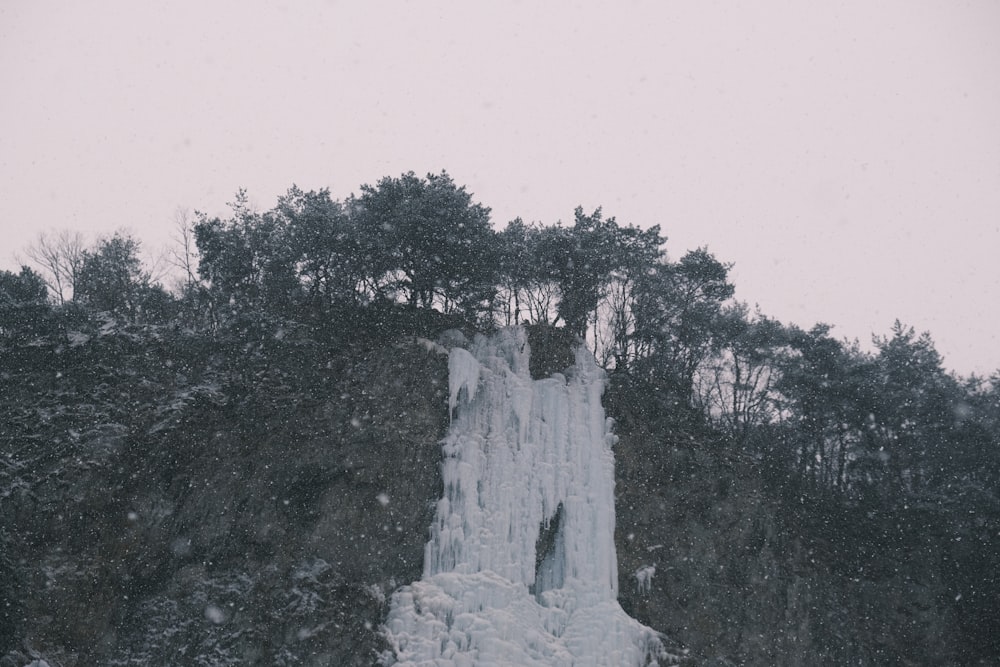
(694, 304, 786, 445)
(145, 246, 172, 287)
(23, 230, 86, 304)
(168, 207, 200, 291)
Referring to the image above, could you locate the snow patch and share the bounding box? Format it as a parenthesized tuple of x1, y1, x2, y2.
(415, 337, 449, 356)
(635, 566, 656, 594)
(66, 331, 90, 347)
(204, 604, 226, 624)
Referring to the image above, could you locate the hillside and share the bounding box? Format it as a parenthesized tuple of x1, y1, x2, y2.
(3, 312, 996, 665)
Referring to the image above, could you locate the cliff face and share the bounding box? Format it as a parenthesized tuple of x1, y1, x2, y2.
(2, 319, 451, 666)
(0, 320, 978, 666)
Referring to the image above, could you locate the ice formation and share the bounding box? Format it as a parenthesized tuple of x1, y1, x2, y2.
(635, 566, 656, 595)
(382, 328, 665, 666)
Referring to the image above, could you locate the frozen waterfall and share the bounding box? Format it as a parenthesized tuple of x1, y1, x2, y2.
(382, 327, 665, 666)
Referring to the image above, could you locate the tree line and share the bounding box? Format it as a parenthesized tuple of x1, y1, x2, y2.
(3, 169, 999, 510)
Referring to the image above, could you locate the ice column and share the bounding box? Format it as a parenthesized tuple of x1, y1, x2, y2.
(382, 328, 665, 666)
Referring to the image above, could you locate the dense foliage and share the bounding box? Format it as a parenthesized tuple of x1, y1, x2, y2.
(4, 170, 999, 664)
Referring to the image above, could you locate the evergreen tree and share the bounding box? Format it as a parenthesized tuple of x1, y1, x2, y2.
(194, 190, 301, 319)
(75, 232, 159, 321)
(0, 267, 48, 305)
(275, 186, 375, 308)
(631, 247, 734, 398)
(0, 266, 50, 339)
(355, 171, 499, 318)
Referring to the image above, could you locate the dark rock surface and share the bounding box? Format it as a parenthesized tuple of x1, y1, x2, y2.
(1, 320, 449, 666)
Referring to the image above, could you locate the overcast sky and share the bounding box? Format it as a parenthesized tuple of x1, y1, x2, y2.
(2, 1, 998, 375)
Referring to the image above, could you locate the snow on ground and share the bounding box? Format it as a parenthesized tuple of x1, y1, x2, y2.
(382, 327, 665, 666)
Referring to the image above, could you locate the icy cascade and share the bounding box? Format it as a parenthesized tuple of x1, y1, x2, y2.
(382, 328, 664, 666)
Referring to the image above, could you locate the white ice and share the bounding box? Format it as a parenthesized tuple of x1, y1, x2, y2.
(383, 327, 665, 666)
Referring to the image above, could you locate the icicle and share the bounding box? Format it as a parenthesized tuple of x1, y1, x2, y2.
(448, 347, 480, 421)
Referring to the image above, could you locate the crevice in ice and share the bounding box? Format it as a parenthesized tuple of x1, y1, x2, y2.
(532, 503, 565, 600)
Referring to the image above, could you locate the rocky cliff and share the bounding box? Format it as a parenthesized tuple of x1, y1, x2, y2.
(0, 317, 984, 665)
(2, 317, 451, 665)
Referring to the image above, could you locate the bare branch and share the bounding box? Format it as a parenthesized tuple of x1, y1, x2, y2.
(23, 230, 85, 304)
(168, 207, 199, 290)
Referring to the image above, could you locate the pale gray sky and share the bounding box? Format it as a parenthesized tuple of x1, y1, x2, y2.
(2, 1, 998, 375)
